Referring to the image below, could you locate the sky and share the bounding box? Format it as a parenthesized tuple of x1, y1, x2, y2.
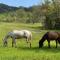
(0, 0, 42, 7)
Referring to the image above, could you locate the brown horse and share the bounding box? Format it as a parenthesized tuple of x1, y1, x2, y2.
(39, 31, 60, 48)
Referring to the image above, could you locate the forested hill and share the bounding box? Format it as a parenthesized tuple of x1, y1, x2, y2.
(0, 3, 37, 23)
(0, 3, 19, 13)
(0, 3, 32, 13)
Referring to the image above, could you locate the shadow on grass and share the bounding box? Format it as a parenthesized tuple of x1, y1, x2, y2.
(17, 46, 60, 53)
(39, 46, 60, 53)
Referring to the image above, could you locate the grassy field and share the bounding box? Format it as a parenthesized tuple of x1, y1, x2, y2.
(0, 22, 60, 60)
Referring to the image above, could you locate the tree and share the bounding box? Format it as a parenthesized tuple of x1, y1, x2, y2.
(52, 0, 60, 29)
(41, 0, 60, 29)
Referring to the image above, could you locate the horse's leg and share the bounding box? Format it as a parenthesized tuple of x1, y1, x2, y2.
(28, 38, 31, 48)
(26, 38, 31, 48)
(26, 38, 29, 47)
(12, 38, 16, 47)
(48, 40, 50, 48)
(56, 40, 58, 48)
(12, 39, 14, 47)
(14, 39, 17, 48)
(29, 35, 32, 48)
(29, 40, 31, 48)
(14, 39, 16, 48)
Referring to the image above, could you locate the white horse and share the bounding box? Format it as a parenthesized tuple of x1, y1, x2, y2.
(3, 30, 32, 48)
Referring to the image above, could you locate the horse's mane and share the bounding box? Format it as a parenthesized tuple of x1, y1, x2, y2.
(41, 32, 48, 42)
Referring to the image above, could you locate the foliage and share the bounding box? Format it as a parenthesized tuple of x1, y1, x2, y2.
(42, 0, 60, 29)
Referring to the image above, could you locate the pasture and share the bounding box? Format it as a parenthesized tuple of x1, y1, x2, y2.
(0, 22, 60, 60)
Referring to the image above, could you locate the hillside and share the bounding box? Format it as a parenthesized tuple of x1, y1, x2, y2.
(0, 3, 19, 13)
(0, 3, 42, 24)
(0, 3, 32, 13)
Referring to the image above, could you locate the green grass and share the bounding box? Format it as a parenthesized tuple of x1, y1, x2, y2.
(0, 22, 60, 60)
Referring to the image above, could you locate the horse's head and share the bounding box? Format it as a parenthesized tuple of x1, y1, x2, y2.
(3, 37, 8, 47)
(39, 32, 48, 48)
(39, 40, 43, 48)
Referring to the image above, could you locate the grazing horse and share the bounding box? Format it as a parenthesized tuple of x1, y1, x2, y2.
(39, 31, 60, 48)
(3, 30, 32, 48)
